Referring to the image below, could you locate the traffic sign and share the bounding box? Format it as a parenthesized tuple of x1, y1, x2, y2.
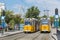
(54, 21, 59, 28)
(54, 15, 59, 19)
(1, 22, 6, 28)
(54, 14, 59, 28)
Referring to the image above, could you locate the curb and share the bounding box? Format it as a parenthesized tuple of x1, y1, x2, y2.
(0, 31, 23, 38)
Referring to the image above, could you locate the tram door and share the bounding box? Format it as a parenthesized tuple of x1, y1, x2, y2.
(32, 19, 38, 32)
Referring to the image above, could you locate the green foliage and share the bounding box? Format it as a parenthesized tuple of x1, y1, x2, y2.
(5, 10, 14, 24)
(5, 10, 21, 30)
(50, 16, 54, 23)
(14, 14, 21, 24)
(42, 15, 47, 18)
(20, 18, 24, 24)
(5, 10, 21, 24)
(58, 17, 60, 27)
(25, 6, 40, 19)
(9, 19, 15, 29)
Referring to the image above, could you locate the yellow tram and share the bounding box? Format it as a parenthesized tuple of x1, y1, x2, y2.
(39, 18, 51, 33)
(23, 18, 39, 33)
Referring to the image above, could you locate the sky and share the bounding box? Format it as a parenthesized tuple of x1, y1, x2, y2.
(0, 0, 60, 17)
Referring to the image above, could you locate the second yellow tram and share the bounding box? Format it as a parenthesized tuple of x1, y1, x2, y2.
(39, 18, 51, 33)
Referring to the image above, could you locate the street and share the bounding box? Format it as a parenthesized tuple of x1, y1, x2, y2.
(0, 27, 57, 40)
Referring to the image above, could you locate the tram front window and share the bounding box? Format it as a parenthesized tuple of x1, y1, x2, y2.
(25, 21, 31, 25)
(41, 20, 48, 25)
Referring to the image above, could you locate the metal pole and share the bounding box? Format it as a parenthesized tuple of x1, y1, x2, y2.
(1, 16, 5, 35)
(44, 10, 49, 18)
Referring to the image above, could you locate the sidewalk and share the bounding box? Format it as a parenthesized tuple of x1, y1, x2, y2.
(0, 30, 23, 37)
(51, 28, 58, 40)
(57, 28, 60, 40)
(52, 28, 60, 40)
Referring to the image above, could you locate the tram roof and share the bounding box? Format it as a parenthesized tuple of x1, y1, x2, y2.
(40, 18, 50, 20)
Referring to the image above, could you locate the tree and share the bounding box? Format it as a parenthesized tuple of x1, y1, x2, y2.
(59, 17, 60, 27)
(42, 15, 47, 18)
(50, 16, 54, 23)
(14, 14, 21, 24)
(5, 10, 14, 24)
(14, 14, 21, 30)
(20, 18, 24, 24)
(9, 19, 15, 30)
(5, 10, 21, 24)
(5, 10, 21, 30)
(25, 6, 40, 19)
(50, 16, 54, 26)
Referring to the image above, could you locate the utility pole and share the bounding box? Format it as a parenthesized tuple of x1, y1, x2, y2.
(0, 2, 5, 35)
(44, 9, 49, 18)
(18, 6, 25, 31)
(18, 5, 24, 30)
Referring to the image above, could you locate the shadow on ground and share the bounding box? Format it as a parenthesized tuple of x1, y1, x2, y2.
(57, 30, 60, 40)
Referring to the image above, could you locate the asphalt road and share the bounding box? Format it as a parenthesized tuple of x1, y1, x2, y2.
(0, 28, 57, 40)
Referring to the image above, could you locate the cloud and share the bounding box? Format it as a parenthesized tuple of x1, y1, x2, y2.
(24, 0, 60, 16)
(13, 0, 60, 17)
(13, 4, 28, 18)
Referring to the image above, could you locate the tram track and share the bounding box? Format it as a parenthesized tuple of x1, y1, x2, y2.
(40, 33, 50, 40)
(32, 32, 40, 40)
(15, 32, 30, 40)
(40, 33, 56, 40)
(42, 33, 55, 40)
(34, 33, 53, 40)
(16, 31, 40, 40)
(15, 33, 33, 40)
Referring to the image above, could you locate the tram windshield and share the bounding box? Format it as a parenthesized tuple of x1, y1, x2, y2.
(41, 20, 49, 24)
(25, 21, 31, 25)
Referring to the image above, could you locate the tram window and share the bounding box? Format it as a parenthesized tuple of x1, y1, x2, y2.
(41, 20, 49, 24)
(25, 21, 31, 25)
(42, 22, 48, 24)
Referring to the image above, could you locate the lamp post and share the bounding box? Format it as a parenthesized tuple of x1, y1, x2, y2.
(1, 15, 5, 35)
